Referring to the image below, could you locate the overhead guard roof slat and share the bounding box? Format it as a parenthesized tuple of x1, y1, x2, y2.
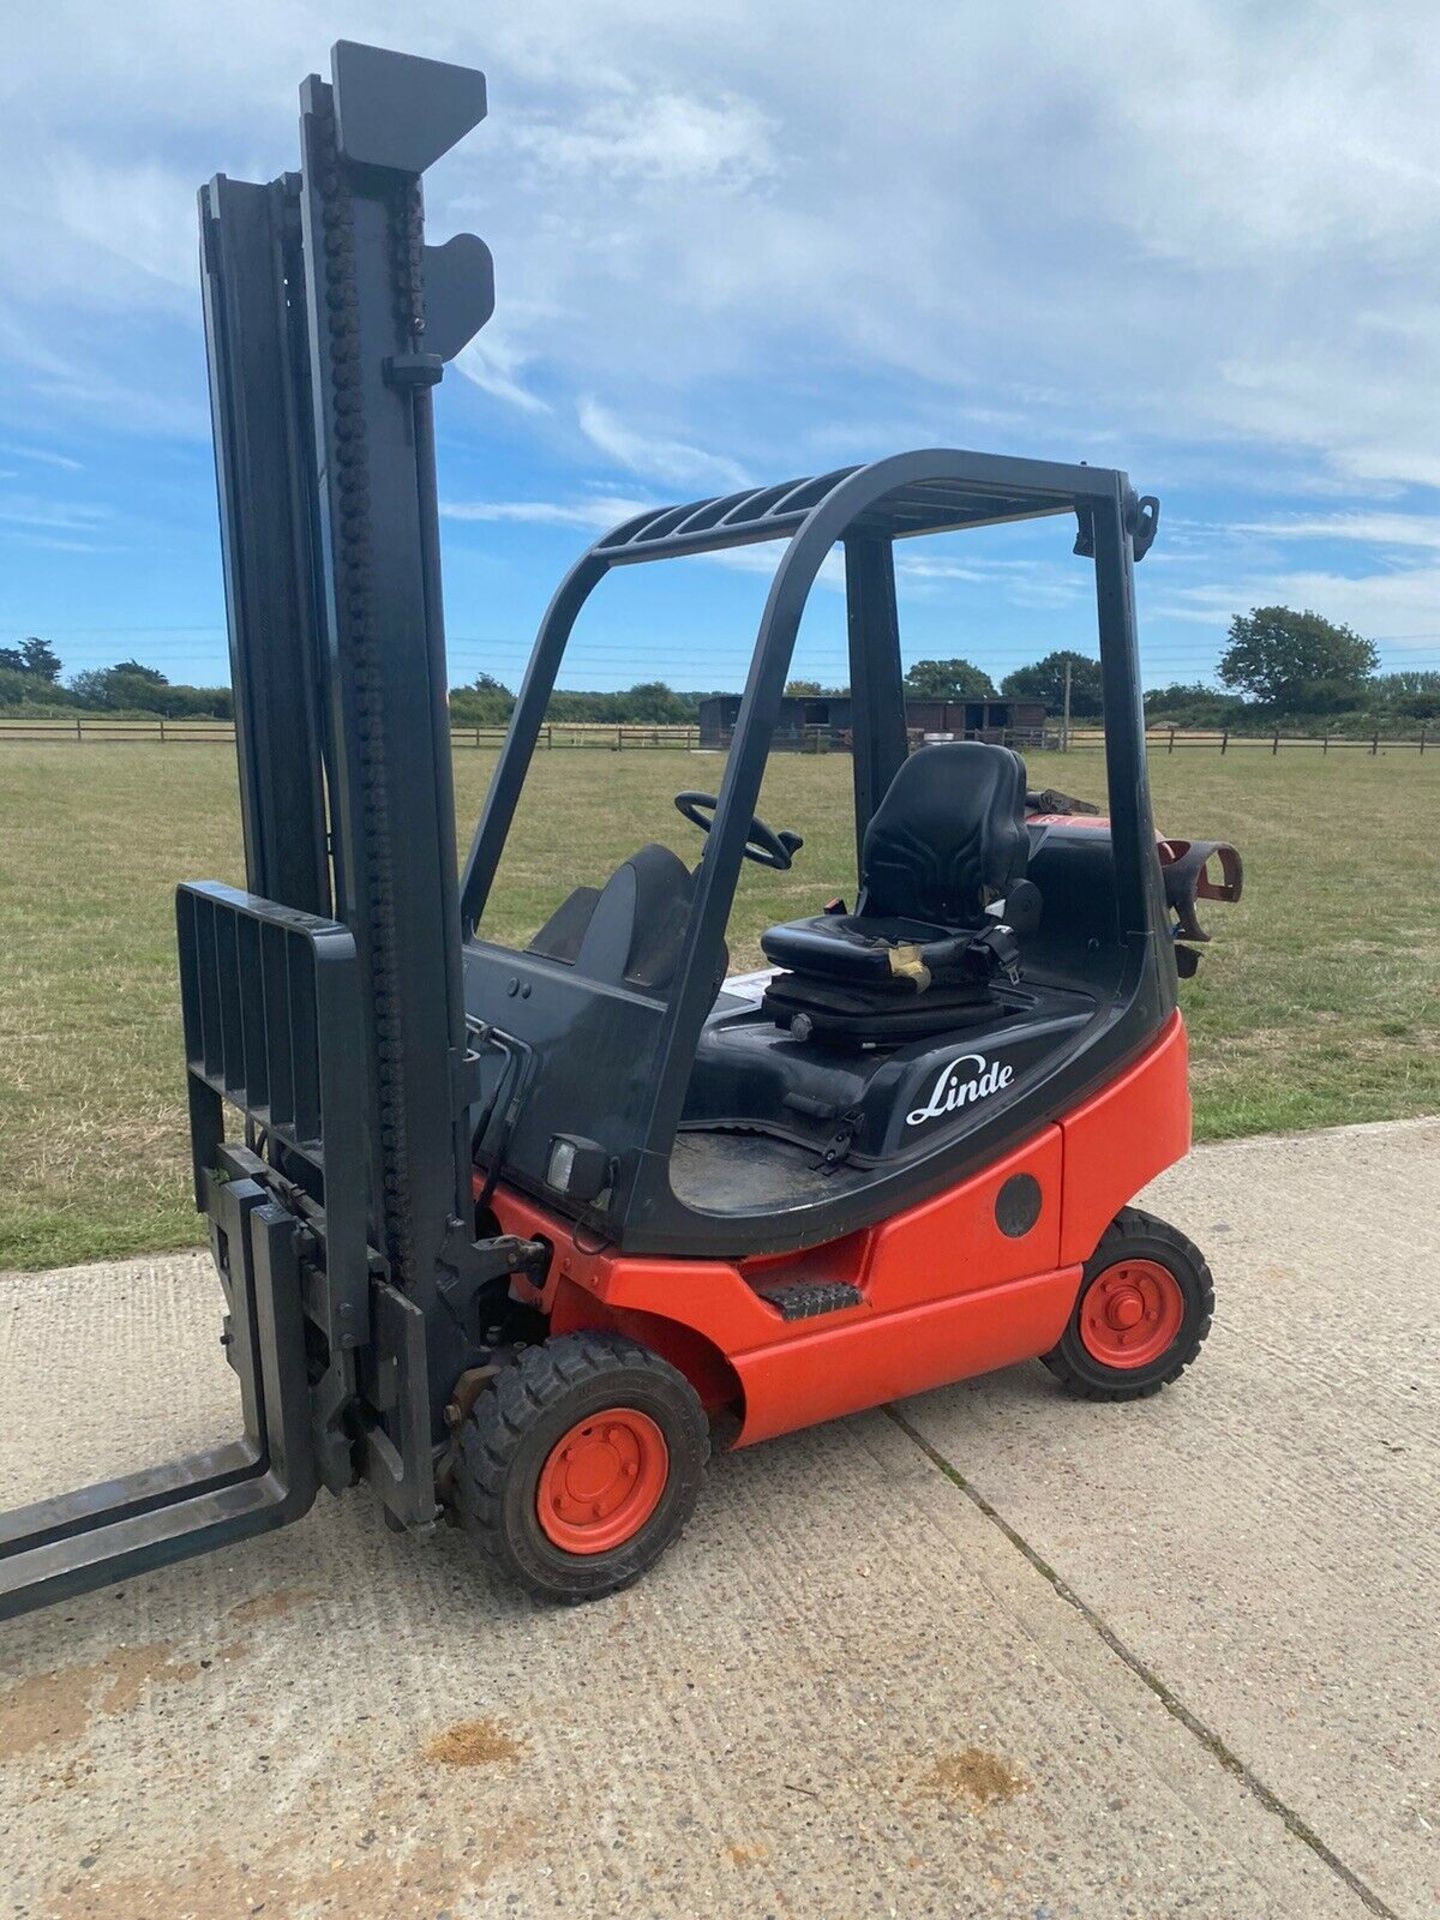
(589, 451, 1117, 567)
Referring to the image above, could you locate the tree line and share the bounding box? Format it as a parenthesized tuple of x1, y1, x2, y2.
(0, 641, 234, 719)
(5, 607, 1437, 734)
(453, 609, 1439, 736)
(885, 610, 1438, 732)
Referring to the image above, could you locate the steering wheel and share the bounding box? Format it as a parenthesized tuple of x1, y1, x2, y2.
(674, 791, 804, 871)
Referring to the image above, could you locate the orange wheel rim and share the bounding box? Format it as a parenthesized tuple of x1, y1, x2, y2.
(536, 1409, 669, 1555)
(1079, 1258, 1185, 1369)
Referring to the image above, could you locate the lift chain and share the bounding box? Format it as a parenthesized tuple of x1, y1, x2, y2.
(392, 176, 426, 343)
(310, 86, 415, 1287)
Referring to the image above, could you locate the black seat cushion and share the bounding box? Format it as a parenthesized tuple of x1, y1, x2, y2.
(861, 741, 1029, 923)
(759, 913, 951, 985)
(761, 968, 1000, 1043)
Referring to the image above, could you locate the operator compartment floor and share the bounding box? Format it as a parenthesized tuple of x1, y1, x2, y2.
(669, 1128, 870, 1213)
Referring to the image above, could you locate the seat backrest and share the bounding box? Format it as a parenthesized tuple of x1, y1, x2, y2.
(860, 742, 1029, 925)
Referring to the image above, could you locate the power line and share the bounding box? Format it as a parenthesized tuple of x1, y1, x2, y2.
(10, 618, 1440, 644)
(15, 627, 1439, 659)
(0, 624, 228, 635)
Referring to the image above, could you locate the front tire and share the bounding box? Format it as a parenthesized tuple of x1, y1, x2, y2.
(453, 1331, 709, 1602)
(1042, 1208, 1214, 1401)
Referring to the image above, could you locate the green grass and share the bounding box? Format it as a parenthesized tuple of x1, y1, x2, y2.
(1, 742, 1436, 1269)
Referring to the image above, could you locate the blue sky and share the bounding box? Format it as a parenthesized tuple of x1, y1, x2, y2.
(3, 1, 1439, 694)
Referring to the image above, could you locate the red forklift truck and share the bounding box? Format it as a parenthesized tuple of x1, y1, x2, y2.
(0, 42, 1240, 1615)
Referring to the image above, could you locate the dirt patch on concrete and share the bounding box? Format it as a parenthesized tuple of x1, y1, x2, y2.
(45, 1820, 537, 1920)
(915, 1747, 1029, 1807)
(225, 1584, 320, 1626)
(423, 1717, 523, 1768)
(1, 1641, 204, 1760)
(725, 1843, 772, 1868)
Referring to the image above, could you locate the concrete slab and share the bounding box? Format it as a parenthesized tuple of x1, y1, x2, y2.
(1, 1119, 1432, 1919)
(905, 1115, 1440, 1920)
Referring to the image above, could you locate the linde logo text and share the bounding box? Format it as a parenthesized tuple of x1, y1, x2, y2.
(905, 1053, 1014, 1127)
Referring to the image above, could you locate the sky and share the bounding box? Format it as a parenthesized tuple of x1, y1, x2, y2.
(2, 1, 1439, 695)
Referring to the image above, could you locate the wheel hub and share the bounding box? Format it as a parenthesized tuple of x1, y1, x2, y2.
(1105, 1288, 1145, 1330)
(1079, 1258, 1185, 1369)
(536, 1409, 669, 1555)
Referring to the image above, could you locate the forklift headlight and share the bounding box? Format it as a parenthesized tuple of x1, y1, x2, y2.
(546, 1134, 610, 1202)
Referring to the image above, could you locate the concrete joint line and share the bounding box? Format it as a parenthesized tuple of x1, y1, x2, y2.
(884, 1404, 1401, 1920)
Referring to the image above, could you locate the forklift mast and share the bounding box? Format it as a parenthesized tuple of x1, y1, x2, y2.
(201, 41, 495, 1305)
(199, 43, 494, 1377)
(0, 43, 500, 1617)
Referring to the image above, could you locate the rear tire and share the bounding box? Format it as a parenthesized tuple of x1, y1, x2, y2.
(453, 1331, 709, 1602)
(1042, 1208, 1213, 1401)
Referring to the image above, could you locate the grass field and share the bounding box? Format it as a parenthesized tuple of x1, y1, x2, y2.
(1, 742, 1437, 1269)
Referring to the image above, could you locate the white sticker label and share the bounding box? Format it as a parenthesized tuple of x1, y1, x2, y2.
(720, 967, 780, 1006)
(905, 1052, 1015, 1127)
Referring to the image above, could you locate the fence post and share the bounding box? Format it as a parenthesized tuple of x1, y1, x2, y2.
(159, 717, 166, 744)
(1270, 728, 1278, 756)
(1323, 729, 1329, 755)
(75, 715, 83, 743)
(1220, 729, 1228, 756)
(1421, 727, 1427, 755)
(1371, 728, 1379, 756)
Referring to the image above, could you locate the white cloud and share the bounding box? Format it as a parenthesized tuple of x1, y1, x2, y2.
(507, 90, 777, 189)
(897, 550, 1088, 611)
(5, 0, 1440, 622)
(0, 531, 120, 553)
(441, 493, 656, 530)
(455, 326, 553, 415)
(576, 399, 749, 491)
(1148, 569, 1440, 645)
(0, 496, 109, 531)
(0, 443, 84, 472)
(1232, 512, 1440, 552)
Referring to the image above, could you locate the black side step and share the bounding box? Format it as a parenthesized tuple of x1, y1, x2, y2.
(755, 1280, 865, 1321)
(0, 1180, 317, 1621)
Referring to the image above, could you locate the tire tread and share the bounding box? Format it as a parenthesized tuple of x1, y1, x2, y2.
(1042, 1207, 1214, 1401)
(453, 1332, 709, 1602)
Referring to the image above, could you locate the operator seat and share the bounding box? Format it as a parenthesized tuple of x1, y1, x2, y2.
(759, 742, 1039, 1039)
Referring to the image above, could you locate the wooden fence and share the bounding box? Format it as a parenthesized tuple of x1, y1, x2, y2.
(0, 716, 1431, 754)
(0, 718, 707, 751)
(1065, 726, 1430, 755)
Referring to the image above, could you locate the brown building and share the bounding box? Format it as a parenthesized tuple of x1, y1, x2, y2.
(697, 693, 1048, 751)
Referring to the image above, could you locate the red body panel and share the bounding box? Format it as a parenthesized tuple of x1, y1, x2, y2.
(1057, 1010, 1189, 1266)
(489, 1011, 1190, 1446)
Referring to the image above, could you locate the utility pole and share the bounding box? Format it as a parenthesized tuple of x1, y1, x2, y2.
(1061, 657, 1072, 753)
